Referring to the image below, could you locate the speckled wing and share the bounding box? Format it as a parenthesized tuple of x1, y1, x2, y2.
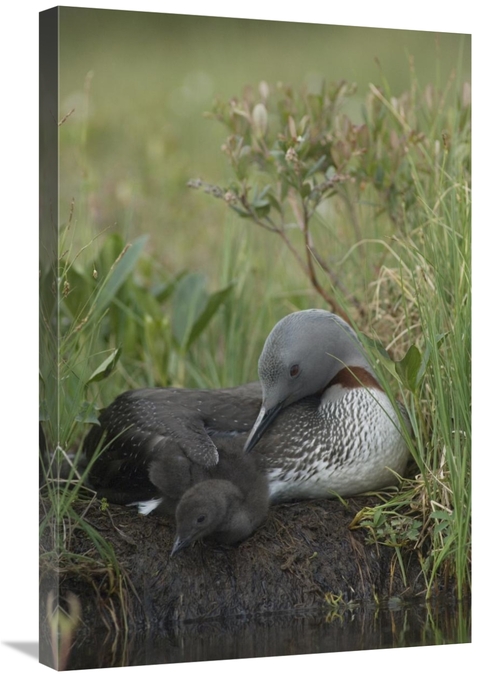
(82, 382, 262, 503)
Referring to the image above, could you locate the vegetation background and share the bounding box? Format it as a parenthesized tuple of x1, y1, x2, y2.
(58, 9, 470, 280)
(55, 7, 471, 386)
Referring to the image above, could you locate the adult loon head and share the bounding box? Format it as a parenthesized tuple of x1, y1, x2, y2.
(244, 310, 374, 453)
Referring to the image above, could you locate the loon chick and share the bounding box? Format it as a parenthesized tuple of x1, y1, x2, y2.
(157, 433, 268, 555)
(171, 471, 268, 556)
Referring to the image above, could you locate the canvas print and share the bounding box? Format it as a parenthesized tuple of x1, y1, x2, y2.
(39, 6, 471, 670)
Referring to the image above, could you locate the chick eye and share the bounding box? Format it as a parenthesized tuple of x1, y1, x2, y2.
(197, 515, 206, 523)
(289, 364, 300, 378)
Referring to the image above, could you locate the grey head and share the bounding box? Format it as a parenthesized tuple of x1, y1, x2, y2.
(244, 310, 373, 453)
(170, 479, 245, 556)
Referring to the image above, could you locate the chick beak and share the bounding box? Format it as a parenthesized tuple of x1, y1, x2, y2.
(170, 534, 191, 557)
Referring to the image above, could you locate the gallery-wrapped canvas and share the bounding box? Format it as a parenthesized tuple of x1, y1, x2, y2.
(39, 5, 471, 670)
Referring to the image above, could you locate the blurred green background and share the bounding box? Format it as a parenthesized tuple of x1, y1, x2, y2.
(59, 8, 470, 280)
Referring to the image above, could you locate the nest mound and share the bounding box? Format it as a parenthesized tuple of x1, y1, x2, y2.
(40, 493, 426, 632)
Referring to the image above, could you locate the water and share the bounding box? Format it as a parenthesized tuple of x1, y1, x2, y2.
(44, 597, 470, 670)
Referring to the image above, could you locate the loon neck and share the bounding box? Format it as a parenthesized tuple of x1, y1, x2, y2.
(322, 366, 383, 395)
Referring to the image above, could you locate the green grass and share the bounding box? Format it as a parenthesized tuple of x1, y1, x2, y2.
(347, 81, 471, 598)
(41, 10, 471, 610)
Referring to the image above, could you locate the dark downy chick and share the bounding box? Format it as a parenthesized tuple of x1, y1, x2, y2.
(168, 436, 269, 555)
(171, 478, 267, 555)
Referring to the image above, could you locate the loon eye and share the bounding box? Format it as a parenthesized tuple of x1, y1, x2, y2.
(289, 364, 300, 378)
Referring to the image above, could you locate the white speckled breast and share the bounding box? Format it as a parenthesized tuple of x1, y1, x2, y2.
(261, 385, 410, 502)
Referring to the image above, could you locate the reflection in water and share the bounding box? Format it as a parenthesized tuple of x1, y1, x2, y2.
(51, 597, 470, 670)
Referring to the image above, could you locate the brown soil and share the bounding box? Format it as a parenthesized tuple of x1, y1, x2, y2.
(40, 492, 429, 635)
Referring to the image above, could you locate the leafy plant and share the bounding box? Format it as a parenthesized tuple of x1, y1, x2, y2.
(190, 78, 468, 321)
